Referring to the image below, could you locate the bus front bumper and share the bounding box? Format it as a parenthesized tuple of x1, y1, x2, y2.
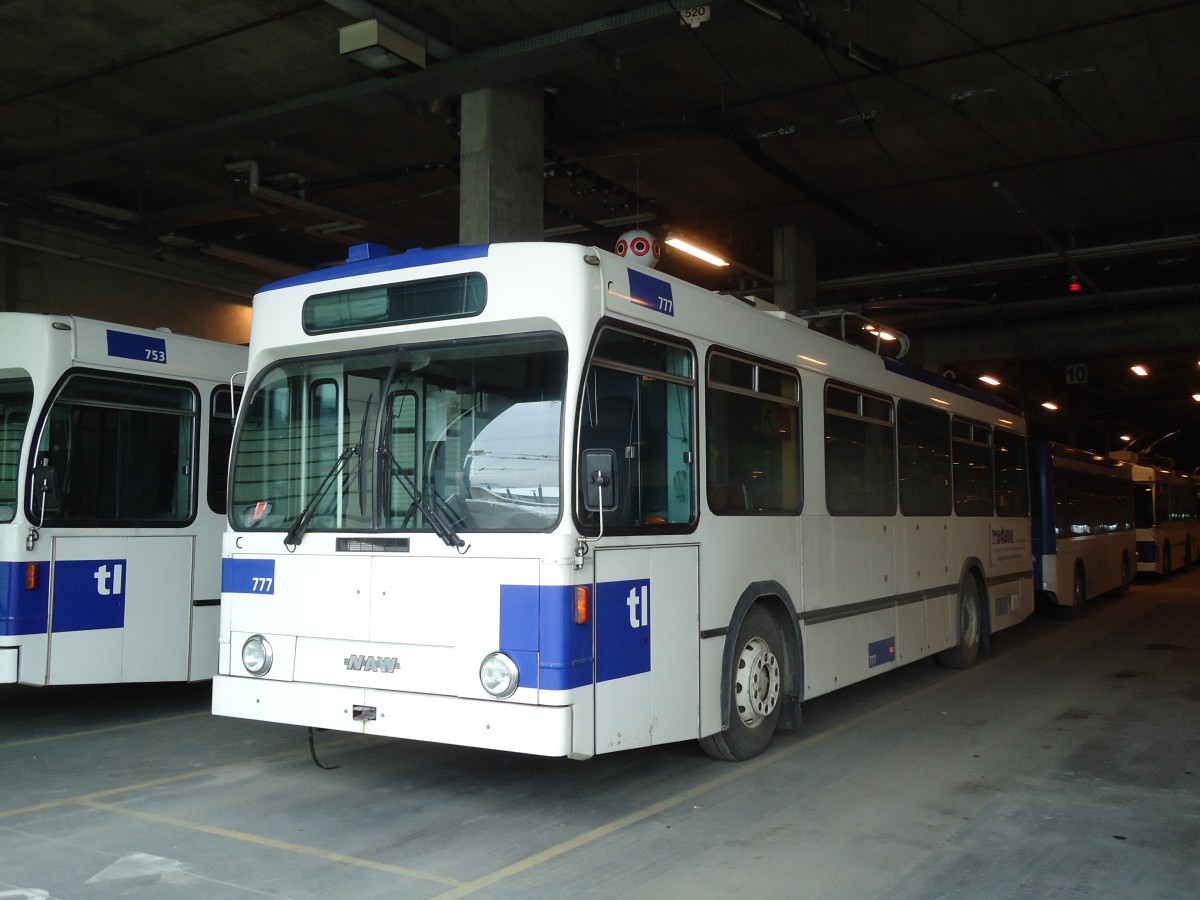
(212, 674, 580, 758)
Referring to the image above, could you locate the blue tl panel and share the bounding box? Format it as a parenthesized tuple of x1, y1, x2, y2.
(597, 578, 651, 682)
(627, 269, 675, 317)
(868, 637, 896, 668)
(0, 561, 50, 636)
(106, 330, 167, 364)
(222, 558, 276, 594)
(52, 559, 125, 633)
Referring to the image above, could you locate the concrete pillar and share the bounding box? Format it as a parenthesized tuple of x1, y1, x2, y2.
(772, 224, 816, 313)
(459, 80, 544, 244)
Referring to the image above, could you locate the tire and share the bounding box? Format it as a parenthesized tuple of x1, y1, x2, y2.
(1120, 554, 1131, 593)
(1162, 541, 1172, 576)
(1055, 564, 1085, 621)
(700, 606, 784, 761)
(937, 574, 982, 669)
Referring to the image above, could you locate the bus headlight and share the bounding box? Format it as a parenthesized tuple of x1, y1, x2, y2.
(479, 652, 518, 698)
(241, 635, 273, 677)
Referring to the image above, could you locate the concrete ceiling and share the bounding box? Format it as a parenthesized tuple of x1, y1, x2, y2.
(3, 0, 1200, 468)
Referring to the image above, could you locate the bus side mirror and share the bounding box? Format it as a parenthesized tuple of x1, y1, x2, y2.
(31, 464, 60, 515)
(582, 450, 616, 512)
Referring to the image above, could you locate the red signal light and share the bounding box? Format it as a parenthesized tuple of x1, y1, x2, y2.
(1068, 276, 1081, 292)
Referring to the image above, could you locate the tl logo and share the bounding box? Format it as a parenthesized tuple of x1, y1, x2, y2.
(625, 583, 649, 628)
(93, 563, 124, 596)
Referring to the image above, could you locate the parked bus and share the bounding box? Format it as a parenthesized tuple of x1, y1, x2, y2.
(1030, 440, 1135, 615)
(1111, 452, 1200, 575)
(0, 314, 246, 686)
(213, 242, 1034, 761)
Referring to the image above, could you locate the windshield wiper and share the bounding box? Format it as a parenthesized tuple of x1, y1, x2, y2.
(283, 443, 359, 549)
(379, 447, 467, 550)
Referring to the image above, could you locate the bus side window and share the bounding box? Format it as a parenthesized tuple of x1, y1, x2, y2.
(579, 328, 696, 530)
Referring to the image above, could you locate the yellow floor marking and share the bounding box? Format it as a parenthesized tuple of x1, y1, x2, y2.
(3, 599, 1155, 894)
(0, 711, 208, 750)
(77, 798, 460, 886)
(433, 605, 1154, 899)
(0, 738, 359, 820)
(432, 668, 961, 900)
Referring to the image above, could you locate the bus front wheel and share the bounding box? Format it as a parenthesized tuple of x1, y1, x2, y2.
(937, 575, 982, 669)
(700, 606, 784, 762)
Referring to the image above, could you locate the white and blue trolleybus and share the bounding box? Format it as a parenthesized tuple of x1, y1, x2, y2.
(1029, 440, 1136, 615)
(0, 314, 246, 686)
(1111, 452, 1200, 575)
(213, 242, 1034, 760)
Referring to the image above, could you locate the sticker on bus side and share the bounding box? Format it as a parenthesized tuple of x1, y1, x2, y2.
(868, 637, 896, 668)
(106, 329, 168, 364)
(222, 558, 276, 594)
(627, 269, 675, 317)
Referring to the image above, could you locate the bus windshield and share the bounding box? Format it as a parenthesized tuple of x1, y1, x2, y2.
(0, 374, 34, 523)
(231, 333, 567, 536)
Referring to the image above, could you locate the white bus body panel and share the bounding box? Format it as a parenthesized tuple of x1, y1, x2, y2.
(593, 545, 699, 754)
(44, 535, 195, 684)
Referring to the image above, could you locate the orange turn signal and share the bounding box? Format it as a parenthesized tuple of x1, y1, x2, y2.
(574, 585, 590, 625)
(25, 562, 38, 591)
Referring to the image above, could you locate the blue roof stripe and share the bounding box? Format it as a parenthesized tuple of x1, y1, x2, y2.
(883, 356, 1024, 417)
(260, 244, 491, 293)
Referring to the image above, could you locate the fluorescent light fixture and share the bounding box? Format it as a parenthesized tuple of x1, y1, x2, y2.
(1130, 364, 1149, 376)
(1119, 434, 1134, 442)
(1192, 393, 1200, 402)
(664, 237, 729, 267)
(339, 19, 426, 71)
(1041, 401, 1059, 411)
(978, 375, 1001, 386)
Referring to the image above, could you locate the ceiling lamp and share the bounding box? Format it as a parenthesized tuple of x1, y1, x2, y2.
(339, 19, 426, 72)
(664, 237, 729, 267)
(1130, 364, 1149, 377)
(978, 375, 1001, 386)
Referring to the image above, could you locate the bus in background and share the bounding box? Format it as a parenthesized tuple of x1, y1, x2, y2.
(0, 314, 246, 686)
(1030, 440, 1135, 616)
(1110, 451, 1200, 575)
(213, 241, 1034, 762)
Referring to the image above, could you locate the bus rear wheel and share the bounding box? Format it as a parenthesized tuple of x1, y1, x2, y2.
(700, 606, 784, 762)
(937, 575, 981, 669)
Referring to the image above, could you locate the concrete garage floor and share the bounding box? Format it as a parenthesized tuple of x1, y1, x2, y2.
(2, 571, 1198, 899)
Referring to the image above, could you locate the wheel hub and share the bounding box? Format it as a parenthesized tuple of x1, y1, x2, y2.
(734, 636, 780, 728)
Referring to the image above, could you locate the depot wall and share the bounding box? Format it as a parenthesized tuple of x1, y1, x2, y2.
(1, 218, 256, 345)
